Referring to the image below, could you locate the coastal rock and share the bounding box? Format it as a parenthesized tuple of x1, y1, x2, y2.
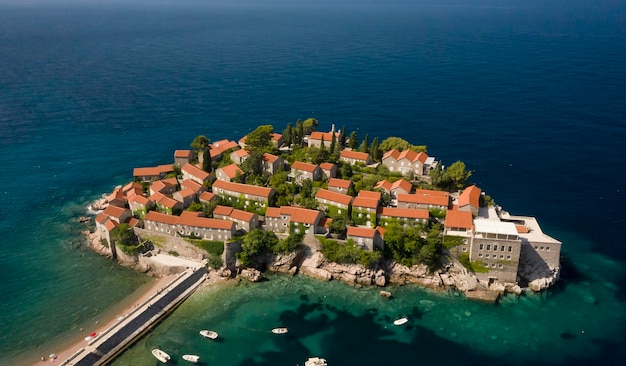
(79, 216, 90, 223)
(489, 282, 506, 293)
(375, 270, 387, 287)
(505, 283, 523, 295)
(529, 277, 554, 292)
(300, 266, 332, 282)
(218, 268, 232, 278)
(241, 268, 263, 282)
(90, 197, 108, 211)
(288, 266, 298, 276)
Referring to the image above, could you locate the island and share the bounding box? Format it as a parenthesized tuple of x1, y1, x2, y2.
(87, 119, 561, 302)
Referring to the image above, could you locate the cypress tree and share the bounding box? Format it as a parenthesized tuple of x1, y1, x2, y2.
(349, 131, 358, 150)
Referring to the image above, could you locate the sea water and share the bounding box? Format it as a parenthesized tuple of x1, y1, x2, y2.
(1, 0, 625, 364)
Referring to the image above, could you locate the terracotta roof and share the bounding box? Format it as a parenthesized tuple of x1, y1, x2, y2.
(374, 180, 393, 191)
(151, 179, 177, 193)
(233, 149, 250, 158)
(175, 187, 196, 199)
(382, 149, 428, 163)
(209, 140, 239, 158)
(107, 187, 124, 202)
(128, 194, 150, 206)
(95, 213, 108, 225)
(319, 162, 336, 170)
(265, 207, 281, 218)
(213, 205, 255, 222)
(103, 218, 118, 232)
(352, 197, 379, 209)
(375, 226, 387, 237)
(379, 207, 429, 220)
(398, 189, 449, 207)
(340, 149, 371, 161)
(182, 163, 211, 181)
(444, 209, 473, 229)
(103, 205, 129, 220)
(122, 182, 143, 194)
(458, 185, 481, 209)
(133, 167, 162, 177)
(271, 133, 283, 141)
(391, 179, 412, 193)
(263, 153, 279, 163)
(157, 164, 174, 173)
(212, 179, 274, 199)
(319, 217, 332, 228)
(157, 195, 179, 209)
(291, 161, 318, 173)
(218, 163, 244, 180)
(279, 206, 321, 224)
(357, 190, 381, 200)
(128, 218, 140, 228)
(315, 188, 353, 206)
(174, 150, 191, 158)
(309, 131, 339, 142)
(346, 226, 377, 238)
(180, 179, 202, 192)
(199, 191, 215, 202)
(145, 211, 178, 225)
(328, 178, 352, 189)
(178, 211, 235, 230)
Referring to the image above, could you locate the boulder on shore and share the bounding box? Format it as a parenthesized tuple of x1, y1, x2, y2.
(241, 268, 263, 282)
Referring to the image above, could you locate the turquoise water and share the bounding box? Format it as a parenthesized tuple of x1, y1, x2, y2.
(1, 0, 625, 364)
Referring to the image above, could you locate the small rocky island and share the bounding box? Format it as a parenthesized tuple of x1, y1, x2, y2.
(86, 120, 561, 301)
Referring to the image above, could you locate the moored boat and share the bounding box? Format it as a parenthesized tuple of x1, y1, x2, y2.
(393, 317, 408, 326)
(305, 356, 328, 366)
(199, 329, 219, 339)
(152, 349, 171, 363)
(271, 327, 288, 334)
(182, 354, 200, 363)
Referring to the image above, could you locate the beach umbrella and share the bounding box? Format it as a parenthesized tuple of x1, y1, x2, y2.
(90, 332, 97, 337)
(49, 353, 56, 359)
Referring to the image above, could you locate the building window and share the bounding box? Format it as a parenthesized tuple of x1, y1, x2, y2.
(463, 239, 468, 244)
(492, 263, 496, 268)
(486, 245, 490, 250)
(501, 245, 505, 251)
(462, 247, 467, 252)
(500, 255, 504, 259)
(507, 255, 511, 260)
(508, 246, 512, 252)
(485, 254, 489, 258)
(498, 264, 503, 269)
(478, 253, 482, 258)
(540, 246, 544, 250)
(546, 247, 550, 251)
(480, 244, 484, 250)
(534, 246, 538, 250)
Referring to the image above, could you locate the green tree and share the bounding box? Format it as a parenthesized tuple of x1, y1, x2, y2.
(302, 118, 318, 135)
(446, 161, 472, 190)
(241, 149, 264, 177)
(237, 229, 278, 267)
(379, 136, 411, 152)
(283, 122, 294, 146)
(329, 132, 336, 154)
(273, 230, 305, 254)
(191, 135, 210, 153)
(340, 163, 353, 179)
(246, 124, 274, 152)
(111, 224, 142, 255)
(360, 134, 369, 153)
(370, 137, 380, 161)
(340, 125, 347, 148)
(348, 131, 358, 150)
(297, 120, 305, 145)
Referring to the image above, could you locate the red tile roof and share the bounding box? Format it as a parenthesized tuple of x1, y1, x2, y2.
(218, 163, 244, 180)
(319, 162, 336, 170)
(379, 207, 429, 220)
(128, 218, 140, 228)
(375, 226, 387, 237)
(145, 211, 179, 225)
(180, 179, 202, 192)
(174, 150, 191, 158)
(103, 205, 129, 220)
(157, 195, 179, 209)
(199, 191, 215, 202)
(122, 182, 143, 195)
(444, 209, 473, 229)
(328, 178, 352, 189)
(340, 149, 371, 161)
(398, 189, 449, 207)
(103, 218, 118, 231)
(133, 167, 162, 178)
(209, 140, 239, 158)
(278, 206, 321, 224)
(212, 179, 274, 199)
(458, 185, 481, 209)
(95, 212, 108, 225)
(175, 187, 196, 199)
(516, 225, 529, 234)
(182, 163, 211, 181)
(382, 149, 428, 163)
(352, 197, 379, 209)
(374, 180, 393, 191)
(357, 190, 381, 200)
(213, 205, 255, 222)
(346, 226, 377, 238)
(177, 211, 235, 230)
(263, 153, 279, 163)
(315, 188, 353, 206)
(265, 207, 281, 218)
(309, 131, 340, 142)
(128, 194, 150, 206)
(271, 133, 283, 141)
(233, 149, 250, 158)
(391, 179, 412, 193)
(291, 161, 318, 173)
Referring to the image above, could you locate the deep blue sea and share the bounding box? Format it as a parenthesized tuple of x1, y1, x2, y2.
(1, 0, 626, 364)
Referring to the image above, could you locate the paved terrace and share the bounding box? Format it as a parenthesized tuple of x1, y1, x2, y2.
(61, 267, 207, 366)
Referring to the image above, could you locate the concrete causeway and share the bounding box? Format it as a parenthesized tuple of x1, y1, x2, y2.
(61, 267, 207, 366)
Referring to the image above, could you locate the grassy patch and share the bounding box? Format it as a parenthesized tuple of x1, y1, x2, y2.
(140, 234, 166, 248)
(186, 238, 224, 256)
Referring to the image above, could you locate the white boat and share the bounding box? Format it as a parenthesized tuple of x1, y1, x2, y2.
(199, 329, 219, 339)
(305, 357, 328, 366)
(271, 327, 288, 334)
(152, 349, 171, 363)
(182, 354, 200, 363)
(394, 317, 408, 326)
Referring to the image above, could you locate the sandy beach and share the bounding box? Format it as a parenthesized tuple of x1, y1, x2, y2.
(26, 274, 177, 366)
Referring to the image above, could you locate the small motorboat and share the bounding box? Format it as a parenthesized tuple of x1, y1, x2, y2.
(199, 329, 219, 339)
(271, 327, 288, 334)
(394, 317, 408, 326)
(305, 356, 328, 366)
(182, 354, 200, 363)
(152, 349, 171, 363)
